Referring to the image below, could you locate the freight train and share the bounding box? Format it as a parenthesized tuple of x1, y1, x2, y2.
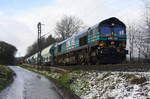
(26, 17, 128, 65)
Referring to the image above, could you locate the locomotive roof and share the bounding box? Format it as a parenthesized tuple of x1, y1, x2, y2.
(58, 29, 88, 45)
(90, 24, 99, 29)
(58, 39, 67, 45)
(74, 29, 88, 38)
(57, 36, 73, 45)
(57, 17, 126, 46)
(99, 17, 126, 27)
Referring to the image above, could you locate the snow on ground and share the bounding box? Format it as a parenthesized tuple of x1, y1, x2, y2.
(69, 71, 150, 99)
(29, 67, 150, 99)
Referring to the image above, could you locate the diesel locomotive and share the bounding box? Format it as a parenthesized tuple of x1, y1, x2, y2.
(26, 17, 127, 65)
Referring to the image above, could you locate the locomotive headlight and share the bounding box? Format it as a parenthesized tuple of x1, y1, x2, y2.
(112, 32, 115, 35)
(112, 23, 115, 26)
(119, 41, 126, 48)
(122, 42, 126, 48)
(110, 41, 115, 45)
(99, 41, 106, 48)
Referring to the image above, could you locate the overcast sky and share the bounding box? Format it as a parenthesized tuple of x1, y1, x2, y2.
(0, 0, 145, 56)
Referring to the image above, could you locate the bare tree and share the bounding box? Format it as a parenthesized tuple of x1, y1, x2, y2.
(132, 28, 143, 62)
(55, 15, 86, 40)
(127, 24, 140, 63)
(127, 24, 144, 63)
(140, 0, 150, 61)
(128, 25, 135, 62)
(25, 35, 56, 58)
(126, 0, 150, 63)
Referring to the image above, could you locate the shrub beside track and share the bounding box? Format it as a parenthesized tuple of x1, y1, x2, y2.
(0, 65, 15, 92)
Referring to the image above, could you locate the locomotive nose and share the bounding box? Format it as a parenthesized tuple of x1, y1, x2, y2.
(109, 47, 117, 54)
(98, 47, 117, 55)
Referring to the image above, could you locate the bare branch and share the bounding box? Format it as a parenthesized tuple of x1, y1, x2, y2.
(54, 15, 86, 40)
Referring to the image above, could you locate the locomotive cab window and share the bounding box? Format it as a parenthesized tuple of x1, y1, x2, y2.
(79, 35, 87, 46)
(114, 27, 125, 36)
(100, 27, 111, 35)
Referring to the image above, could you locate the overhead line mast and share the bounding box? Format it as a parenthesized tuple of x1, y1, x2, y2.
(37, 22, 42, 65)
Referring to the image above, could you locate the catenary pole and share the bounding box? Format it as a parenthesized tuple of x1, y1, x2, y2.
(37, 22, 42, 66)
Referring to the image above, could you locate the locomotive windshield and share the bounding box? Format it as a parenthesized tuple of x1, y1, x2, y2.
(100, 26, 125, 36)
(101, 27, 111, 35)
(114, 27, 125, 36)
(99, 17, 126, 37)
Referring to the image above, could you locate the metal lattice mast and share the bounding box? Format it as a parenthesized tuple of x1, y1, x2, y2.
(37, 22, 42, 65)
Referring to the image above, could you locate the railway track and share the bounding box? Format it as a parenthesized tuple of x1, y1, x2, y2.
(24, 63, 150, 72)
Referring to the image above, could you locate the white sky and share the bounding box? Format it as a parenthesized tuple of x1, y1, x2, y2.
(0, 0, 146, 56)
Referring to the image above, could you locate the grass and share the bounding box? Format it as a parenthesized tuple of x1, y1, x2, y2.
(119, 73, 147, 84)
(0, 65, 15, 92)
(20, 64, 33, 71)
(20, 64, 72, 88)
(130, 76, 147, 84)
(58, 73, 71, 88)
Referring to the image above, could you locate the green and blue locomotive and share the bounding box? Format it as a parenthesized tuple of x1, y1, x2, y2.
(26, 17, 127, 65)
